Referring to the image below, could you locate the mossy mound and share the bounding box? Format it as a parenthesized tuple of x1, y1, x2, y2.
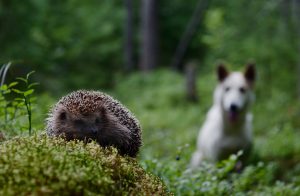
(0, 135, 169, 195)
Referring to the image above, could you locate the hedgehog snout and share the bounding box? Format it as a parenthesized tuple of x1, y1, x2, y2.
(89, 126, 98, 134)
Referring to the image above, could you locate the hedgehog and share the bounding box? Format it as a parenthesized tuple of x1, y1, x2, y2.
(46, 90, 142, 157)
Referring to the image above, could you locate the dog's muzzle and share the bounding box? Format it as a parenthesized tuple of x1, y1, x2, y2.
(229, 104, 240, 122)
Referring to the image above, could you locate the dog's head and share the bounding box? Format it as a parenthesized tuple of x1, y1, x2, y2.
(215, 63, 256, 123)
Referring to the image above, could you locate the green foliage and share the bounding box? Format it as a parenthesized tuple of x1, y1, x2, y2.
(1, 67, 299, 194)
(112, 69, 300, 195)
(13, 71, 38, 135)
(0, 81, 24, 134)
(0, 67, 38, 136)
(1, 0, 299, 94)
(159, 0, 207, 64)
(0, 0, 124, 92)
(0, 135, 169, 195)
(200, 0, 299, 94)
(0, 0, 299, 194)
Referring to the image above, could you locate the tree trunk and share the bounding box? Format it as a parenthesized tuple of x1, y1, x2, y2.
(185, 61, 198, 102)
(171, 0, 209, 71)
(140, 0, 158, 72)
(124, 0, 134, 72)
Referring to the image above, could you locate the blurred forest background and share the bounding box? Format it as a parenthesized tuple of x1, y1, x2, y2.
(1, 0, 300, 194)
(1, 0, 299, 94)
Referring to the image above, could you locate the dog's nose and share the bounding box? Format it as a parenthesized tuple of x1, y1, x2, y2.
(230, 104, 238, 112)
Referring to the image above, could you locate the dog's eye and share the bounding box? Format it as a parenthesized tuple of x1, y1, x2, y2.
(225, 87, 230, 92)
(239, 87, 246, 93)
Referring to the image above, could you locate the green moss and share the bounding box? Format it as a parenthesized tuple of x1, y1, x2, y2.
(0, 135, 169, 195)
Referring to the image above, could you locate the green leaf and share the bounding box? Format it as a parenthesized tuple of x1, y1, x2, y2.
(12, 89, 24, 94)
(3, 89, 11, 94)
(28, 82, 39, 89)
(17, 102, 25, 107)
(8, 82, 19, 88)
(16, 77, 27, 83)
(12, 101, 20, 106)
(24, 89, 34, 96)
(0, 85, 8, 91)
(26, 71, 35, 80)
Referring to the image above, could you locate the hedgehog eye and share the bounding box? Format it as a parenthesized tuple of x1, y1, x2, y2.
(225, 87, 230, 92)
(59, 112, 67, 121)
(95, 118, 101, 124)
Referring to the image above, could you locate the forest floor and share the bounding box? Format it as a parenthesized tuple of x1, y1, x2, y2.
(111, 69, 300, 195)
(2, 68, 300, 195)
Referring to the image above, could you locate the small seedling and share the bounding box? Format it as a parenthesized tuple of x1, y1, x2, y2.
(12, 71, 39, 135)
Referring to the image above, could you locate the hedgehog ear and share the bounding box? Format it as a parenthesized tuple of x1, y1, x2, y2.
(217, 63, 228, 82)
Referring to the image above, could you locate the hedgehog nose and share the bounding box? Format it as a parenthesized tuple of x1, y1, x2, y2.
(90, 127, 98, 134)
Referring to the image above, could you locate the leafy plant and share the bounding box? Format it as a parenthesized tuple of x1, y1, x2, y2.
(0, 81, 21, 133)
(12, 71, 38, 135)
(0, 63, 38, 136)
(0, 63, 23, 134)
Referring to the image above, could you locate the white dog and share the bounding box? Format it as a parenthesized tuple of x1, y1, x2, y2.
(190, 63, 256, 167)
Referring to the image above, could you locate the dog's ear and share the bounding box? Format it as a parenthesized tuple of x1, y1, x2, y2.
(217, 63, 228, 82)
(244, 63, 256, 85)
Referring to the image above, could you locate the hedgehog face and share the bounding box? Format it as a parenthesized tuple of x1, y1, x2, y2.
(53, 105, 105, 141)
(46, 90, 142, 157)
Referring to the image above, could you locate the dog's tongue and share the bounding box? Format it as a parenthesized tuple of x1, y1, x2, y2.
(229, 111, 239, 122)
